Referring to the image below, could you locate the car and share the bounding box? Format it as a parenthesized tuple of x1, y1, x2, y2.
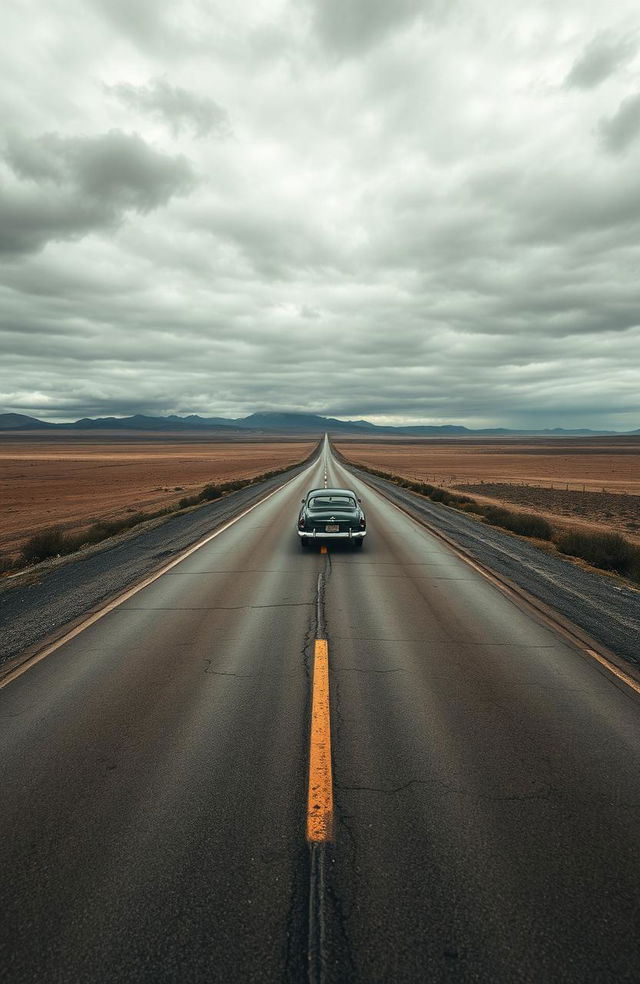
(297, 487, 366, 548)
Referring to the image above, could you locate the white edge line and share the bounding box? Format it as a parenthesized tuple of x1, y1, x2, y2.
(0, 465, 312, 690)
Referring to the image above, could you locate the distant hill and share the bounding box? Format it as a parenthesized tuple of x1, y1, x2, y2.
(0, 413, 55, 429)
(0, 410, 635, 436)
(236, 412, 369, 433)
(166, 414, 235, 428)
(67, 414, 239, 432)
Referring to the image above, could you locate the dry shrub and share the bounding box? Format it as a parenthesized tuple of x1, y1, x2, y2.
(555, 530, 640, 580)
(508, 513, 554, 540)
(179, 494, 200, 508)
(219, 480, 243, 493)
(429, 487, 451, 503)
(482, 506, 553, 540)
(459, 500, 486, 515)
(21, 513, 154, 564)
(482, 505, 513, 526)
(201, 484, 223, 501)
(21, 527, 69, 563)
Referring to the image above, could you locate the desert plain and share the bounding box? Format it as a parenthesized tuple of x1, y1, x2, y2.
(2, 431, 639, 570)
(335, 436, 640, 543)
(0, 431, 315, 565)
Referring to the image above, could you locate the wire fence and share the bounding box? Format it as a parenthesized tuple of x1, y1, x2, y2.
(401, 475, 639, 496)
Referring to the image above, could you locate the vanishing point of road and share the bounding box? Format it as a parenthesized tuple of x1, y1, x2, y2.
(2, 437, 640, 982)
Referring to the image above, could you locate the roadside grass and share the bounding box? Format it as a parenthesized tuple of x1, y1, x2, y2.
(481, 506, 553, 540)
(340, 457, 639, 585)
(21, 508, 176, 564)
(16, 449, 319, 569)
(555, 530, 640, 580)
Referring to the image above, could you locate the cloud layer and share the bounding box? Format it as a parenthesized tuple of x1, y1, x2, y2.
(1, 0, 639, 429)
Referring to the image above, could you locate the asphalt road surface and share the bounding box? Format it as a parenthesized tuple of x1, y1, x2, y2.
(2, 438, 640, 983)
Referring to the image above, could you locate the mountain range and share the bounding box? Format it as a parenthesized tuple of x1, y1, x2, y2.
(0, 411, 637, 436)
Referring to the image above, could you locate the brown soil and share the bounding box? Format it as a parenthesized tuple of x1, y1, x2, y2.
(456, 483, 640, 539)
(0, 431, 315, 562)
(335, 436, 640, 542)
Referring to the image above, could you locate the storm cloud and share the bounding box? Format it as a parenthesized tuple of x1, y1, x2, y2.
(1, 0, 639, 430)
(1, 131, 193, 254)
(566, 33, 637, 89)
(308, 0, 427, 56)
(600, 92, 640, 152)
(106, 79, 231, 138)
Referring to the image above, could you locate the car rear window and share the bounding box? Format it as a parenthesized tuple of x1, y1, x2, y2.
(309, 495, 356, 509)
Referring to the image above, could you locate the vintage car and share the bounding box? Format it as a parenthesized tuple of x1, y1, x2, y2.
(297, 487, 366, 548)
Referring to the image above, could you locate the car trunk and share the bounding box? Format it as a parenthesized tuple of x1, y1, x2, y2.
(307, 510, 358, 532)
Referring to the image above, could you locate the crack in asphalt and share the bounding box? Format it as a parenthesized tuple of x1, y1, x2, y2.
(314, 542, 360, 981)
(284, 843, 308, 983)
(334, 776, 554, 803)
(325, 704, 359, 983)
(315, 555, 331, 640)
(324, 872, 357, 983)
(202, 660, 298, 679)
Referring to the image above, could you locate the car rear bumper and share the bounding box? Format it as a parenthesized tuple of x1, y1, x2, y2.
(298, 529, 366, 540)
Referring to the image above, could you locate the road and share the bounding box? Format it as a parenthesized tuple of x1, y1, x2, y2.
(2, 437, 640, 982)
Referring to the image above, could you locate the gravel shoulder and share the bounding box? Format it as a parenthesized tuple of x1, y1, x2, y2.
(349, 466, 640, 666)
(0, 461, 313, 666)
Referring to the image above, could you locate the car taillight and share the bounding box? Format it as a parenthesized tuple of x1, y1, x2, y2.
(299, 515, 306, 529)
(359, 516, 366, 529)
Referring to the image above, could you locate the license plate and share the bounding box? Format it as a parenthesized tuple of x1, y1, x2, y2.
(325, 524, 339, 533)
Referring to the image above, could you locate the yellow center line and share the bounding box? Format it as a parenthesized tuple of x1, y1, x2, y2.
(307, 639, 334, 842)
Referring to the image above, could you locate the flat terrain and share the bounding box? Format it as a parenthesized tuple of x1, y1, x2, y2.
(335, 436, 640, 540)
(0, 431, 314, 563)
(2, 441, 640, 982)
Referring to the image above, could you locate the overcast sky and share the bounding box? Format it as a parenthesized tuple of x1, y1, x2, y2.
(1, 0, 640, 429)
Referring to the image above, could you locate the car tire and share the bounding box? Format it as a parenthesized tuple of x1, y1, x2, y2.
(300, 538, 309, 549)
(354, 539, 364, 549)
